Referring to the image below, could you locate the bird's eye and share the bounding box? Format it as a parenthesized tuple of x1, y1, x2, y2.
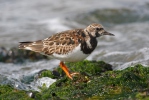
(96, 28, 100, 31)
(96, 28, 103, 31)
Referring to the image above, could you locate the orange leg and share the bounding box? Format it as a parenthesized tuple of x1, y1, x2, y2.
(60, 61, 73, 80)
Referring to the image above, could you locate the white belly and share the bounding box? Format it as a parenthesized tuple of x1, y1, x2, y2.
(50, 44, 89, 62)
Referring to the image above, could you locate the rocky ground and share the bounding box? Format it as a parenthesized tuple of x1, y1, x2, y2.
(0, 47, 149, 100)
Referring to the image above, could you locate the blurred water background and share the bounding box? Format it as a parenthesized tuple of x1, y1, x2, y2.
(0, 0, 149, 90)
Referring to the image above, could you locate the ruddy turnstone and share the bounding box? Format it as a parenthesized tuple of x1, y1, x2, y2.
(19, 23, 114, 80)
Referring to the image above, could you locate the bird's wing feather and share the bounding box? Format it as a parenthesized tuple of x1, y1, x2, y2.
(19, 29, 85, 55)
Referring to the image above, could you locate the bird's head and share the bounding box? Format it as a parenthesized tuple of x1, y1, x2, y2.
(85, 23, 114, 37)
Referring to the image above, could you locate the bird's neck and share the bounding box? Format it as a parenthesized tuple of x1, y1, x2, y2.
(80, 29, 98, 54)
(84, 28, 91, 37)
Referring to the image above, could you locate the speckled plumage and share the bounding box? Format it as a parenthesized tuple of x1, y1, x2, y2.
(19, 23, 114, 62)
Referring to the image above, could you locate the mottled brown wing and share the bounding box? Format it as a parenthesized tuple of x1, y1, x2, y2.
(42, 29, 84, 55)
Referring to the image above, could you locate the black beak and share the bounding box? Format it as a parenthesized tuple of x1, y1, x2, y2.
(103, 31, 114, 36)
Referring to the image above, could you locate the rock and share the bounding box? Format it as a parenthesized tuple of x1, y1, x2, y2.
(0, 61, 149, 99)
(36, 77, 56, 88)
(0, 47, 48, 63)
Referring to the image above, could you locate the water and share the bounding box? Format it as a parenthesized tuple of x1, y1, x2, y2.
(0, 0, 149, 90)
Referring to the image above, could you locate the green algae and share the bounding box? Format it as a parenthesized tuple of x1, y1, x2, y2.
(39, 70, 56, 79)
(0, 85, 33, 100)
(39, 63, 149, 100)
(0, 61, 149, 100)
(39, 60, 112, 79)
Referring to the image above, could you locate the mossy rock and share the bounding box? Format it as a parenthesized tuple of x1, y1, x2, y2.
(39, 60, 112, 79)
(39, 64, 149, 100)
(0, 61, 149, 100)
(0, 85, 33, 100)
(38, 69, 56, 79)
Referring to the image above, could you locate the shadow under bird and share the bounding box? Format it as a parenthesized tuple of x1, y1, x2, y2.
(19, 23, 114, 80)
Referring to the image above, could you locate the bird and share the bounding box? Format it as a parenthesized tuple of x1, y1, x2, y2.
(19, 23, 114, 80)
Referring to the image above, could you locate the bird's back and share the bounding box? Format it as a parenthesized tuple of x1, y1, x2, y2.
(19, 29, 85, 55)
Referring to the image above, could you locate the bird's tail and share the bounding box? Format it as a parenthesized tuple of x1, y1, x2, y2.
(19, 40, 43, 52)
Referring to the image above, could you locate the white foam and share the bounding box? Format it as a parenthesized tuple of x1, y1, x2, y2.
(0, 59, 59, 79)
(38, 18, 71, 33)
(94, 47, 149, 70)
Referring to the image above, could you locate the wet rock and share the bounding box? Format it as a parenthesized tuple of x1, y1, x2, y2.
(76, 8, 149, 26)
(0, 61, 149, 99)
(0, 47, 48, 63)
(36, 77, 56, 88)
(39, 63, 149, 100)
(0, 85, 33, 100)
(37, 69, 61, 79)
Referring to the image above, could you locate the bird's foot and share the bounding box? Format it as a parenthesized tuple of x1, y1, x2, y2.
(70, 72, 81, 80)
(70, 72, 80, 77)
(59, 61, 81, 80)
